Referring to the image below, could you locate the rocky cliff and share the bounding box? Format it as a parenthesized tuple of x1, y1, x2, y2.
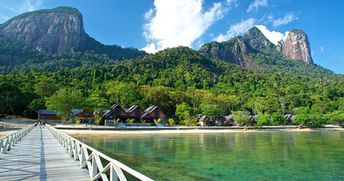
(282, 30, 313, 64)
(200, 27, 314, 67)
(0, 7, 86, 54)
(199, 27, 274, 68)
(0, 7, 146, 58)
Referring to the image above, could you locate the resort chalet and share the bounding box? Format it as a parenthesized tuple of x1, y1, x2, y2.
(103, 104, 128, 121)
(197, 115, 214, 127)
(141, 105, 167, 122)
(73, 108, 95, 124)
(38, 110, 59, 121)
(125, 104, 144, 121)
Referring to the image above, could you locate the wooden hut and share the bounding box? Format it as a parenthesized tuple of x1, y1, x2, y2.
(197, 115, 214, 127)
(74, 108, 95, 124)
(125, 105, 144, 122)
(38, 110, 59, 121)
(103, 104, 128, 122)
(141, 105, 167, 122)
(215, 115, 234, 126)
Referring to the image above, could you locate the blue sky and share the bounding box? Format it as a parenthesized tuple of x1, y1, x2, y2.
(0, 0, 343, 74)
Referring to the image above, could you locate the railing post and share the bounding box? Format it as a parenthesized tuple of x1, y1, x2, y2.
(91, 154, 98, 179)
(110, 165, 119, 181)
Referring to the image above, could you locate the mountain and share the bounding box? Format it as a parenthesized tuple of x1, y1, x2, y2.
(281, 30, 313, 64)
(0, 7, 145, 59)
(200, 27, 313, 67)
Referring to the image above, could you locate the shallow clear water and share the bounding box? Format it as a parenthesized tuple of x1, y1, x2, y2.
(74, 131, 344, 181)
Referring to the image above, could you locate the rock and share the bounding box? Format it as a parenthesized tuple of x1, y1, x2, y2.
(199, 37, 252, 67)
(283, 30, 313, 64)
(243, 27, 274, 51)
(0, 7, 86, 54)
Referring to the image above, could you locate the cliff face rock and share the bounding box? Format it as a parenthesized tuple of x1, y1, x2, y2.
(0, 7, 86, 54)
(199, 27, 274, 68)
(243, 27, 274, 51)
(283, 30, 313, 64)
(199, 37, 253, 67)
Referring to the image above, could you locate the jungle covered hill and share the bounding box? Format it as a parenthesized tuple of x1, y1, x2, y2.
(0, 47, 343, 126)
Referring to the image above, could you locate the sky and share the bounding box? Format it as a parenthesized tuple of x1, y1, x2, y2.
(0, 0, 343, 74)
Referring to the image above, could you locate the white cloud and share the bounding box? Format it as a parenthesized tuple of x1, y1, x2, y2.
(214, 18, 255, 42)
(0, 0, 42, 22)
(255, 25, 289, 45)
(272, 13, 298, 27)
(247, 0, 268, 13)
(142, 0, 232, 53)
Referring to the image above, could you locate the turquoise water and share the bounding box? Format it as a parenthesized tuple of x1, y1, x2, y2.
(74, 131, 344, 181)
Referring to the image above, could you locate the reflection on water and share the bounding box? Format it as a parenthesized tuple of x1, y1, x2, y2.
(74, 131, 344, 181)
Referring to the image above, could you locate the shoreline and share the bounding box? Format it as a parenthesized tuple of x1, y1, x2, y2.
(58, 125, 344, 135)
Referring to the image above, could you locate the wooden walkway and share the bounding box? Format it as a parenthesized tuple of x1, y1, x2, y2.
(0, 127, 89, 181)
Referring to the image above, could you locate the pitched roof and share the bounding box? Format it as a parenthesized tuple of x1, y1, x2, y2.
(111, 104, 122, 109)
(141, 105, 159, 118)
(38, 110, 58, 115)
(144, 105, 158, 113)
(126, 104, 140, 113)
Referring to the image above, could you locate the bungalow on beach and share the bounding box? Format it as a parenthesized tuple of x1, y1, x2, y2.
(38, 110, 59, 121)
(141, 105, 167, 122)
(197, 115, 215, 127)
(125, 104, 144, 122)
(73, 108, 95, 124)
(103, 104, 128, 121)
(215, 115, 234, 126)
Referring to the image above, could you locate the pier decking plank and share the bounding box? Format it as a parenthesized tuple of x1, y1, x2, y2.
(0, 127, 89, 181)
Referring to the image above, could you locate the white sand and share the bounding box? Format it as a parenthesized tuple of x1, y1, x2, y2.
(61, 127, 337, 136)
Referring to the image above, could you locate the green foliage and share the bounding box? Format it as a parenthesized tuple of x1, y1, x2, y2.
(257, 114, 270, 127)
(200, 104, 221, 119)
(292, 113, 326, 127)
(0, 46, 342, 128)
(34, 77, 57, 97)
(29, 98, 46, 111)
(270, 113, 284, 126)
(168, 118, 175, 126)
(127, 119, 135, 126)
(46, 88, 83, 122)
(154, 118, 161, 127)
(232, 111, 251, 126)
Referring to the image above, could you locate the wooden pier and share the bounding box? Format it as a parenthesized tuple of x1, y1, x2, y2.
(0, 125, 153, 181)
(0, 126, 89, 180)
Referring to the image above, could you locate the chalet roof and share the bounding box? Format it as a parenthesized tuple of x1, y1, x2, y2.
(144, 105, 158, 113)
(71, 109, 83, 116)
(141, 105, 159, 118)
(111, 104, 124, 110)
(285, 114, 295, 120)
(249, 115, 258, 121)
(224, 115, 233, 121)
(125, 104, 141, 113)
(197, 115, 210, 122)
(103, 110, 111, 117)
(38, 110, 57, 115)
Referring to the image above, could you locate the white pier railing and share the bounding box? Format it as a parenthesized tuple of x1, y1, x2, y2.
(0, 124, 35, 154)
(47, 125, 154, 181)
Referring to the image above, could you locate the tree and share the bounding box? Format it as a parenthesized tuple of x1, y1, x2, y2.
(168, 118, 175, 126)
(86, 90, 110, 125)
(200, 103, 221, 119)
(34, 78, 57, 97)
(257, 114, 270, 127)
(232, 111, 251, 126)
(29, 98, 46, 111)
(270, 113, 284, 126)
(0, 83, 27, 115)
(46, 88, 84, 124)
(105, 81, 141, 107)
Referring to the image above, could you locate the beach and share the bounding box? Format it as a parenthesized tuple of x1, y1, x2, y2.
(60, 125, 343, 136)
